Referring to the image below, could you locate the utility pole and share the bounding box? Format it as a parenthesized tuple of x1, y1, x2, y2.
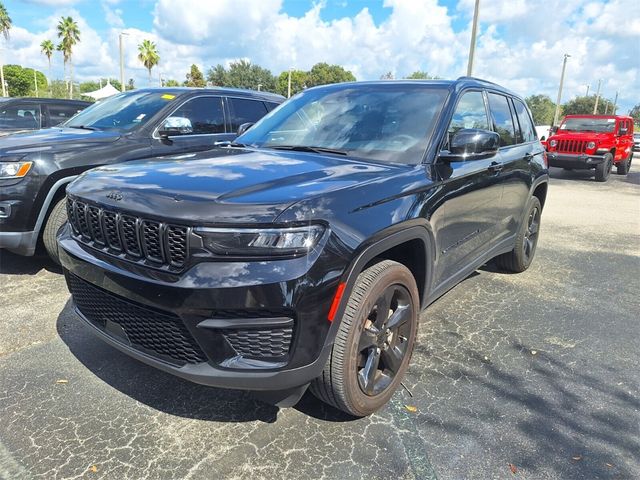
(612, 91, 618, 114)
(553, 53, 570, 127)
(119, 32, 128, 93)
(287, 68, 292, 98)
(593, 79, 601, 114)
(466, 0, 480, 76)
(585, 84, 590, 96)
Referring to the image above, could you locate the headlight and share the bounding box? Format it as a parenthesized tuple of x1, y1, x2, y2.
(195, 224, 325, 256)
(0, 161, 32, 179)
(549, 140, 557, 148)
(587, 141, 596, 149)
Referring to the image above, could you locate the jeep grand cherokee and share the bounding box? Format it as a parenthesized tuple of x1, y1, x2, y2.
(58, 78, 549, 416)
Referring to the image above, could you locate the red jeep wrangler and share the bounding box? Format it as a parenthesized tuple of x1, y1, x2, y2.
(546, 114, 634, 181)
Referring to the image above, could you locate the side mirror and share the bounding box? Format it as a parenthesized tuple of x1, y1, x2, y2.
(550, 126, 558, 134)
(440, 128, 500, 162)
(237, 122, 254, 136)
(540, 135, 546, 141)
(158, 116, 193, 138)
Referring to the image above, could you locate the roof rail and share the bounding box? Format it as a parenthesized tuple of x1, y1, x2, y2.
(456, 76, 501, 87)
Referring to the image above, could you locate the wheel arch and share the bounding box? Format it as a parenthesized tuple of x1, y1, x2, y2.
(33, 175, 77, 240)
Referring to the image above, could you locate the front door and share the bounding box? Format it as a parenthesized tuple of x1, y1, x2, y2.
(433, 90, 504, 287)
(151, 96, 235, 157)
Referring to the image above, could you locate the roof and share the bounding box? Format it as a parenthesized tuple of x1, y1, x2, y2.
(131, 87, 285, 101)
(564, 114, 632, 119)
(0, 97, 91, 104)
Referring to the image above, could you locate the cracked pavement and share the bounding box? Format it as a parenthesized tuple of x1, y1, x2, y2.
(1, 164, 639, 479)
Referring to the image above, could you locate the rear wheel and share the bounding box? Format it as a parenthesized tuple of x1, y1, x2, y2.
(616, 151, 632, 175)
(310, 260, 419, 417)
(595, 153, 613, 182)
(42, 198, 67, 264)
(495, 196, 542, 273)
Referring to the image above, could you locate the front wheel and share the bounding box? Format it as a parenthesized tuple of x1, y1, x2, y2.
(495, 196, 542, 273)
(595, 153, 613, 182)
(42, 197, 67, 264)
(310, 260, 419, 417)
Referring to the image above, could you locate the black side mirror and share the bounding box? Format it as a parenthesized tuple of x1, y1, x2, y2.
(440, 128, 500, 162)
(540, 135, 546, 141)
(237, 122, 254, 136)
(550, 126, 558, 134)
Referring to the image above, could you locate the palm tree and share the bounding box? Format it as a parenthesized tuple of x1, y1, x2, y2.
(57, 16, 80, 98)
(0, 2, 12, 97)
(137, 39, 159, 85)
(40, 40, 54, 96)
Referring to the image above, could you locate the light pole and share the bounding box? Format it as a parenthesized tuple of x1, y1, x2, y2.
(593, 79, 601, 114)
(119, 32, 129, 93)
(287, 68, 292, 98)
(553, 53, 570, 127)
(612, 91, 619, 114)
(0, 47, 6, 97)
(585, 84, 590, 97)
(466, 0, 480, 76)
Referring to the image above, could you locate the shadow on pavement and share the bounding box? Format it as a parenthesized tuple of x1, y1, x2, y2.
(0, 250, 62, 275)
(55, 298, 342, 424)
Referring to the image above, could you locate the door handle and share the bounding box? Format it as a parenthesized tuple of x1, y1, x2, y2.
(488, 162, 503, 173)
(524, 152, 534, 162)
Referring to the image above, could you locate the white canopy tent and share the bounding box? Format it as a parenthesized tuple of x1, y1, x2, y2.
(82, 82, 120, 100)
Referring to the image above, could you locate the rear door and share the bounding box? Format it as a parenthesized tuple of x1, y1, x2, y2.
(45, 103, 85, 127)
(226, 97, 270, 134)
(151, 95, 234, 157)
(433, 90, 504, 286)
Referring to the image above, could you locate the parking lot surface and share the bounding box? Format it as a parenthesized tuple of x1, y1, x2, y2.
(1, 164, 639, 480)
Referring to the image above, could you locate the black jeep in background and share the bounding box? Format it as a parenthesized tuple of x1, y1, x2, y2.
(0, 97, 90, 135)
(0, 87, 283, 262)
(59, 78, 548, 416)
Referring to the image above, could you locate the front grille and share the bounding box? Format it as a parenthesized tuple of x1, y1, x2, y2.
(66, 197, 189, 268)
(67, 274, 207, 366)
(557, 139, 587, 154)
(222, 327, 293, 358)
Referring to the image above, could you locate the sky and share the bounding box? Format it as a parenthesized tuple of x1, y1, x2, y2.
(3, 0, 640, 114)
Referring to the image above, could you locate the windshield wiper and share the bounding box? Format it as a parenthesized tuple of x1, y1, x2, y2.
(67, 125, 98, 131)
(214, 141, 250, 147)
(269, 145, 348, 156)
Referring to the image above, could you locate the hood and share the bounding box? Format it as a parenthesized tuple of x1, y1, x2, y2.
(551, 130, 613, 141)
(0, 127, 121, 157)
(67, 148, 403, 224)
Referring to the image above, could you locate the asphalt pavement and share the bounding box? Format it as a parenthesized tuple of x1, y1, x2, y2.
(1, 163, 639, 479)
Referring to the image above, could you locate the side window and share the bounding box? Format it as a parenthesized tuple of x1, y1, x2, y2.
(488, 93, 517, 147)
(448, 91, 490, 138)
(228, 98, 268, 131)
(0, 103, 41, 129)
(264, 101, 280, 112)
(170, 96, 225, 134)
(48, 105, 81, 126)
(513, 98, 536, 143)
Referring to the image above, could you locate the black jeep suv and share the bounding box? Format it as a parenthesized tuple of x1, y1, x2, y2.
(0, 97, 90, 135)
(0, 87, 283, 262)
(59, 78, 548, 416)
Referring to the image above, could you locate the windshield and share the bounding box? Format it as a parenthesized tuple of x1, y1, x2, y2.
(560, 117, 616, 133)
(64, 91, 179, 131)
(237, 84, 448, 164)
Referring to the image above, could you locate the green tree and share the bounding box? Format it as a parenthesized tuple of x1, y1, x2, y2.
(57, 16, 80, 98)
(380, 71, 394, 80)
(3, 65, 47, 97)
(306, 62, 356, 87)
(404, 71, 438, 79)
(79, 78, 122, 94)
(40, 39, 55, 94)
(164, 79, 180, 87)
(0, 1, 12, 97)
(224, 60, 276, 91)
(207, 64, 227, 86)
(137, 39, 159, 85)
(127, 78, 135, 90)
(275, 69, 307, 97)
(525, 94, 557, 126)
(184, 64, 206, 87)
(628, 103, 640, 124)
(563, 95, 615, 116)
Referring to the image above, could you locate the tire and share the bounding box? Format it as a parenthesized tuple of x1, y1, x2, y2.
(310, 260, 419, 417)
(595, 153, 613, 182)
(495, 196, 542, 273)
(616, 151, 632, 175)
(42, 197, 68, 264)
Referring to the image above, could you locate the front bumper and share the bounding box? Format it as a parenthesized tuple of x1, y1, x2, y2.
(547, 151, 605, 169)
(57, 226, 345, 392)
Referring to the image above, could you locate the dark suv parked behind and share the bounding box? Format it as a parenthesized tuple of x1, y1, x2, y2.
(0, 88, 283, 262)
(0, 97, 90, 135)
(59, 78, 548, 416)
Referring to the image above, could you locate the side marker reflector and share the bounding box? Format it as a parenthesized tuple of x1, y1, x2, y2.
(328, 282, 346, 322)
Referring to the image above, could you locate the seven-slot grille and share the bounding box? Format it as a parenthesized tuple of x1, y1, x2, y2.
(556, 139, 587, 154)
(66, 197, 189, 268)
